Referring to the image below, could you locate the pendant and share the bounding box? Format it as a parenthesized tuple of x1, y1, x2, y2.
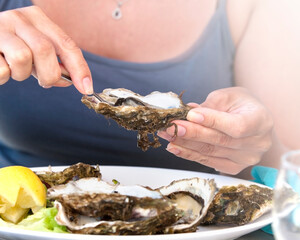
(112, 7, 122, 20)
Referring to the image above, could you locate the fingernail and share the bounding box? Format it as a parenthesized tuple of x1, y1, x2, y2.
(166, 126, 175, 136)
(166, 145, 181, 155)
(176, 125, 186, 137)
(187, 111, 204, 124)
(38, 80, 51, 88)
(166, 125, 186, 137)
(82, 77, 93, 94)
(157, 131, 173, 142)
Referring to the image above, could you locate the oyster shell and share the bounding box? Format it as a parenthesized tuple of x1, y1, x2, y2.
(54, 199, 181, 235)
(36, 162, 101, 187)
(48, 177, 217, 235)
(81, 88, 191, 151)
(48, 178, 182, 235)
(201, 184, 273, 226)
(158, 177, 217, 233)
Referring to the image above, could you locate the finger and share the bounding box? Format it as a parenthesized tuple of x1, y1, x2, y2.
(163, 134, 262, 165)
(19, 7, 93, 94)
(161, 121, 237, 148)
(187, 107, 262, 138)
(187, 102, 200, 108)
(52, 80, 72, 87)
(31, 65, 72, 88)
(166, 143, 248, 174)
(0, 54, 10, 84)
(158, 130, 263, 165)
(53, 63, 73, 87)
(0, 32, 32, 81)
(11, 17, 62, 87)
(159, 120, 271, 151)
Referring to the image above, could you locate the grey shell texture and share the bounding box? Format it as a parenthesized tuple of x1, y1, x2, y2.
(35, 163, 101, 188)
(48, 177, 216, 235)
(44, 165, 273, 235)
(81, 88, 191, 151)
(157, 177, 217, 233)
(201, 184, 273, 226)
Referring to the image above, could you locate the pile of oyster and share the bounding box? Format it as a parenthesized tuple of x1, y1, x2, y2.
(81, 88, 191, 151)
(40, 163, 273, 235)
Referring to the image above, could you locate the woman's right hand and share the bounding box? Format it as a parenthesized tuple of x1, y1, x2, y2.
(0, 6, 93, 94)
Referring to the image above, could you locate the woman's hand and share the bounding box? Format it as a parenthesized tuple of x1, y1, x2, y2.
(157, 87, 274, 174)
(0, 6, 92, 94)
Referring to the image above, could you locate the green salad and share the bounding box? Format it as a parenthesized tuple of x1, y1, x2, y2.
(0, 207, 67, 233)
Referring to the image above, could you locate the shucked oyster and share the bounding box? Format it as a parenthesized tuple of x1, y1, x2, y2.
(81, 88, 191, 151)
(48, 178, 181, 235)
(48, 177, 216, 235)
(158, 177, 217, 233)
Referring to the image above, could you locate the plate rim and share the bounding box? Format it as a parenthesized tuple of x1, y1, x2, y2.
(0, 165, 273, 240)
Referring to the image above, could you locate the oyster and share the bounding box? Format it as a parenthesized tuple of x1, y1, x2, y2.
(201, 184, 273, 226)
(36, 162, 101, 187)
(158, 177, 217, 233)
(81, 88, 191, 151)
(48, 177, 217, 235)
(48, 178, 182, 235)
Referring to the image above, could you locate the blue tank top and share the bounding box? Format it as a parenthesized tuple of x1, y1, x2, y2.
(0, 0, 235, 173)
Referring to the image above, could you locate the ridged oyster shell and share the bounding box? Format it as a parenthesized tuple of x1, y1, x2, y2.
(48, 177, 217, 235)
(81, 88, 191, 151)
(158, 177, 217, 233)
(201, 184, 273, 226)
(35, 163, 101, 187)
(48, 178, 181, 234)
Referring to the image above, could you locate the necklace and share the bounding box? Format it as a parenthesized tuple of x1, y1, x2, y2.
(112, 0, 130, 20)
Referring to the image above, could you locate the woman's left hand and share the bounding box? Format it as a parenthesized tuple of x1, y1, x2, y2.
(157, 87, 273, 174)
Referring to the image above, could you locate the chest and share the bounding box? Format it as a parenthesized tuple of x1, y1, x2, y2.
(32, 0, 217, 62)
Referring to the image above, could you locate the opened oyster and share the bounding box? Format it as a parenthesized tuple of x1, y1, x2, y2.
(158, 177, 217, 233)
(201, 184, 273, 226)
(48, 178, 180, 234)
(81, 88, 191, 151)
(48, 177, 216, 235)
(41, 164, 273, 235)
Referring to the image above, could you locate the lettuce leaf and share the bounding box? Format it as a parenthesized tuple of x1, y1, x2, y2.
(0, 207, 67, 233)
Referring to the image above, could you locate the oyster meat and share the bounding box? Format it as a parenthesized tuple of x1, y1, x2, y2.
(158, 177, 217, 233)
(48, 177, 216, 235)
(81, 88, 191, 151)
(201, 184, 273, 226)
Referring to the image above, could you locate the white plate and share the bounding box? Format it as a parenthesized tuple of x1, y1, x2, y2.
(0, 166, 272, 240)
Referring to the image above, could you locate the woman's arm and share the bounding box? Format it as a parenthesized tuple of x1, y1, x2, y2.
(158, 0, 300, 178)
(233, 0, 300, 174)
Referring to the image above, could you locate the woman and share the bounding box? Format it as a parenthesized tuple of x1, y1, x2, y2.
(0, 0, 299, 178)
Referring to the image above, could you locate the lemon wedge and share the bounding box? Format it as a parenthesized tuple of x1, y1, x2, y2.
(0, 166, 46, 223)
